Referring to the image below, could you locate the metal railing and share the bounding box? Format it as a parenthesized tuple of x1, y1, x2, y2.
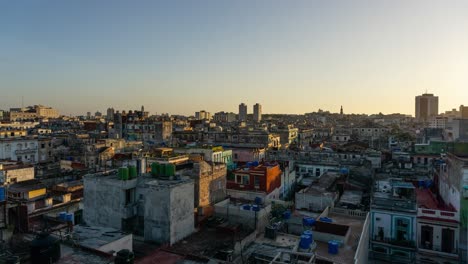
(372, 235, 416, 248)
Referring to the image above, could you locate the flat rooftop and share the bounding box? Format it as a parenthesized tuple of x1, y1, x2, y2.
(314, 212, 365, 264)
(167, 227, 252, 260)
(57, 244, 112, 264)
(415, 186, 455, 211)
(73, 225, 130, 251)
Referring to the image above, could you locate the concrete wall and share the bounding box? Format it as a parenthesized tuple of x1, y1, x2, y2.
(295, 192, 336, 212)
(0, 166, 34, 184)
(227, 187, 280, 202)
(214, 199, 271, 232)
(169, 181, 195, 245)
(141, 180, 194, 245)
(354, 213, 370, 264)
(83, 176, 138, 229)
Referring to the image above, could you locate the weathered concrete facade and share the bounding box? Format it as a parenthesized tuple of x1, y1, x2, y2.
(186, 161, 226, 208)
(84, 172, 195, 245)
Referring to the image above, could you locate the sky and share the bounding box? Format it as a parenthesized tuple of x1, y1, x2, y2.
(1, 0, 467, 116)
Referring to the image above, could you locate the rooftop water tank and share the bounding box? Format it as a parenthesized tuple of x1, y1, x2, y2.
(303, 230, 313, 243)
(303, 217, 316, 227)
(151, 163, 160, 177)
(118, 167, 129, 180)
(283, 210, 291, 220)
(128, 165, 137, 179)
(320, 217, 333, 223)
(328, 241, 339, 255)
(0, 187, 5, 202)
(299, 235, 312, 250)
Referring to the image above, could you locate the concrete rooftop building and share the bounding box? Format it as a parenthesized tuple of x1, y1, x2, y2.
(83, 170, 195, 245)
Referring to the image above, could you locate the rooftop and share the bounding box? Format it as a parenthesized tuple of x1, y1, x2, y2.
(167, 227, 252, 261)
(72, 225, 130, 252)
(314, 212, 365, 264)
(8, 179, 45, 192)
(415, 185, 455, 212)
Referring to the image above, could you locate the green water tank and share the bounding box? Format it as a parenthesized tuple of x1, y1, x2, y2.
(128, 165, 137, 179)
(151, 163, 160, 177)
(119, 167, 129, 180)
(159, 164, 167, 177)
(166, 164, 175, 177)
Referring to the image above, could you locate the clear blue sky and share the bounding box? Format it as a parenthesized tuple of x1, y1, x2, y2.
(1, 0, 467, 116)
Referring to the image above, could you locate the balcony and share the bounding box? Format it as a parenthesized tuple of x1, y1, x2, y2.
(15, 147, 38, 155)
(372, 235, 416, 248)
(417, 208, 459, 223)
(418, 242, 459, 257)
(369, 251, 414, 264)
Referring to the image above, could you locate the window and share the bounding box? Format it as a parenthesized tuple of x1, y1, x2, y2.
(254, 176, 260, 186)
(236, 175, 249, 185)
(41, 143, 45, 149)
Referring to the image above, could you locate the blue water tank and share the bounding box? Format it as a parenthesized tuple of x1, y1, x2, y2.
(252, 205, 260, 212)
(299, 235, 312, 249)
(283, 210, 291, 219)
(303, 217, 316, 226)
(0, 187, 5, 202)
(328, 241, 339, 255)
(59, 212, 67, 221)
(252, 161, 259, 167)
(320, 217, 333, 223)
(340, 168, 349, 174)
(425, 180, 433, 188)
(418, 180, 425, 187)
(66, 213, 74, 223)
(254, 197, 262, 205)
(303, 230, 314, 243)
(242, 204, 251, 210)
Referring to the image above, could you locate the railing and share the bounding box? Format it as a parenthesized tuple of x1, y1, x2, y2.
(417, 208, 459, 222)
(331, 207, 367, 219)
(369, 251, 414, 263)
(372, 196, 417, 212)
(418, 242, 459, 255)
(372, 235, 416, 248)
(15, 148, 38, 154)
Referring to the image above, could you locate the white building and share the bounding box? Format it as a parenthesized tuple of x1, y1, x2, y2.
(0, 138, 39, 163)
(429, 116, 448, 129)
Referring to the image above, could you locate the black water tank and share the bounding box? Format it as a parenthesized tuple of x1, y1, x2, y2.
(30, 233, 61, 264)
(115, 249, 134, 264)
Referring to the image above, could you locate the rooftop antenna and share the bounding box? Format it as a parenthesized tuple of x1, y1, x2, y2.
(21, 96, 24, 108)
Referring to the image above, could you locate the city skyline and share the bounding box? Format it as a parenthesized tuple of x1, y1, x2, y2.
(1, 1, 467, 116)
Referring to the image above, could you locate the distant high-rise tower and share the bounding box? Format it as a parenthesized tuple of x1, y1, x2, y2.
(107, 107, 115, 121)
(239, 103, 247, 121)
(415, 93, 439, 122)
(253, 103, 262, 122)
(141, 105, 145, 113)
(340, 106, 343, 115)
